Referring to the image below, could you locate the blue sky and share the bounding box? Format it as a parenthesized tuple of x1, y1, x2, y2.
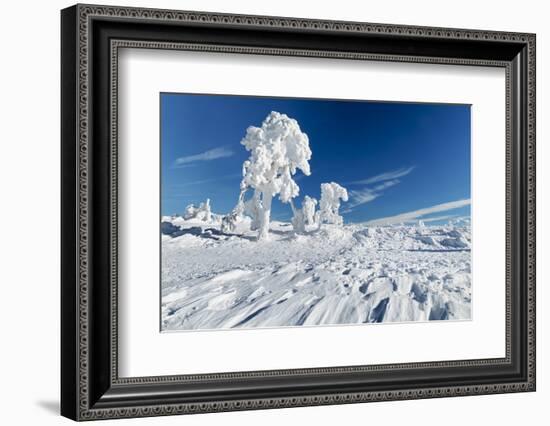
(161, 93, 471, 225)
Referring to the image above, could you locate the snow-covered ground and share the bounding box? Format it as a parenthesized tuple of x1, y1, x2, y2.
(161, 215, 471, 331)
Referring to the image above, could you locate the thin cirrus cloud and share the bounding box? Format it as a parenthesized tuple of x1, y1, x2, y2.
(365, 198, 471, 226)
(174, 147, 234, 167)
(344, 166, 415, 212)
(349, 166, 415, 185)
(347, 179, 400, 209)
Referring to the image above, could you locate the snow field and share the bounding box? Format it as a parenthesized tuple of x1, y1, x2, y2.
(161, 217, 471, 331)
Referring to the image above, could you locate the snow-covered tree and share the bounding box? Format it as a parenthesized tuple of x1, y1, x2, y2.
(201, 199, 211, 222)
(221, 178, 248, 234)
(183, 204, 196, 220)
(243, 191, 261, 231)
(291, 209, 306, 233)
(302, 195, 318, 226)
(183, 198, 212, 222)
(291, 195, 318, 233)
(318, 182, 348, 226)
(233, 111, 312, 240)
(221, 211, 238, 234)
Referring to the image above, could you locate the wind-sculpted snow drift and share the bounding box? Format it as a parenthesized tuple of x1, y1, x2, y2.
(161, 215, 471, 331)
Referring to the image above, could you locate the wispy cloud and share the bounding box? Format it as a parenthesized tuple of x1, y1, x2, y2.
(174, 147, 234, 167)
(347, 179, 400, 209)
(347, 190, 378, 206)
(365, 199, 471, 226)
(349, 166, 415, 186)
(344, 167, 414, 212)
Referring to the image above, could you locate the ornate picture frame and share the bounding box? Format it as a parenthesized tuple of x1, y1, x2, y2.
(61, 4, 535, 421)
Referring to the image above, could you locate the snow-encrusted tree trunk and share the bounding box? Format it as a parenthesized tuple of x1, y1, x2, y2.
(302, 195, 318, 226)
(258, 190, 273, 240)
(201, 198, 211, 222)
(221, 180, 248, 234)
(245, 190, 261, 231)
(291, 196, 317, 233)
(290, 199, 304, 233)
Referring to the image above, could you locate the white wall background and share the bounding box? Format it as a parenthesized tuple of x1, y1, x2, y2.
(0, 0, 546, 424)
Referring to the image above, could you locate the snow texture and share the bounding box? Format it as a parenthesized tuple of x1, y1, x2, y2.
(161, 215, 471, 331)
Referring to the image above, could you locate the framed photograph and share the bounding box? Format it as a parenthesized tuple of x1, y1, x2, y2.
(61, 4, 536, 421)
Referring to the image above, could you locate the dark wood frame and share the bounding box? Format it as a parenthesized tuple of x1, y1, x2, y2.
(61, 3, 536, 421)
